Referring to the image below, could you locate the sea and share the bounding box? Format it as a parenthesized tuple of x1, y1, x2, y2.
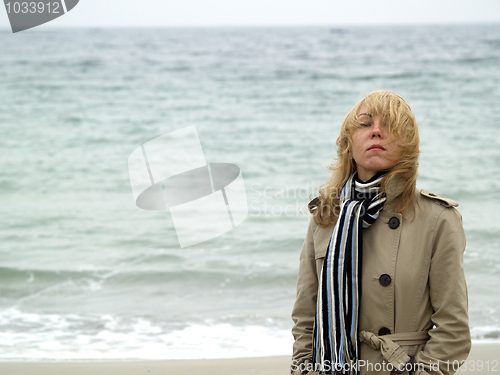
(0, 24, 499, 360)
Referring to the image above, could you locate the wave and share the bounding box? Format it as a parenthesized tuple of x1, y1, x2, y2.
(0, 307, 293, 360)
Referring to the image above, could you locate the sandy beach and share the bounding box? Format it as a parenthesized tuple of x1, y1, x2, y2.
(0, 343, 498, 375)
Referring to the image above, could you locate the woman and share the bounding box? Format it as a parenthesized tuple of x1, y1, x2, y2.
(291, 91, 471, 375)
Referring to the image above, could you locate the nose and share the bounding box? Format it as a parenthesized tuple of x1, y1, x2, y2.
(370, 119, 384, 138)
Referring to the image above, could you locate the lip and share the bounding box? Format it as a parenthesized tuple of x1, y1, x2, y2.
(367, 144, 386, 151)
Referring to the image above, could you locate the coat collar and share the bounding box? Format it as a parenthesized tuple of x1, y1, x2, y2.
(383, 174, 406, 213)
(307, 174, 408, 215)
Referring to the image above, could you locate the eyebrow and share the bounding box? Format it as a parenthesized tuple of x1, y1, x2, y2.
(358, 113, 372, 117)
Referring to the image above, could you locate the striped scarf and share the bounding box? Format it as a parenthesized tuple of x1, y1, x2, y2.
(312, 172, 386, 374)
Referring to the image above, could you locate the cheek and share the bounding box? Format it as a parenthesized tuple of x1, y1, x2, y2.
(351, 134, 363, 158)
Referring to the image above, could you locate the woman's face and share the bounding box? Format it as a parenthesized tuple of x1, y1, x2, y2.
(351, 109, 401, 181)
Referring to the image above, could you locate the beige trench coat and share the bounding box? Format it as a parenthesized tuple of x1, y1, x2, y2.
(291, 187, 471, 375)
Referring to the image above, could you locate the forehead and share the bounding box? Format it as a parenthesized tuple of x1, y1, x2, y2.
(357, 111, 387, 119)
(357, 105, 375, 117)
(357, 103, 390, 117)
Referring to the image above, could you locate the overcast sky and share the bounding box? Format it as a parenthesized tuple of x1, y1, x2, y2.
(1, 0, 500, 29)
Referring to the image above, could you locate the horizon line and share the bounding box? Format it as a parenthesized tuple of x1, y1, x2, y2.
(0, 20, 499, 30)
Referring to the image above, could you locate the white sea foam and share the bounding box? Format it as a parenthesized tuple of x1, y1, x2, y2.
(0, 308, 293, 360)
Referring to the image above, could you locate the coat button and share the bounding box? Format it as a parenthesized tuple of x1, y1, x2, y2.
(388, 217, 400, 229)
(378, 327, 391, 336)
(379, 274, 392, 286)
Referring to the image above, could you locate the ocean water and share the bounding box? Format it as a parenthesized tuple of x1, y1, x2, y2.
(0, 24, 499, 360)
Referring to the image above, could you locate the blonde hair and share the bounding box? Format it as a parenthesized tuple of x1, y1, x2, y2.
(313, 90, 420, 227)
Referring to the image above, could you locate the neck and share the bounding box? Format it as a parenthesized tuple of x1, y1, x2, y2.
(356, 169, 378, 182)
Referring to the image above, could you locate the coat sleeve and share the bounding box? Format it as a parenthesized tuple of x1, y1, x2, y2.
(290, 216, 319, 375)
(413, 207, 471, 375)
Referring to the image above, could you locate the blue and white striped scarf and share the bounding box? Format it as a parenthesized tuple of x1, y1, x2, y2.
(312, 172, 386, 374)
